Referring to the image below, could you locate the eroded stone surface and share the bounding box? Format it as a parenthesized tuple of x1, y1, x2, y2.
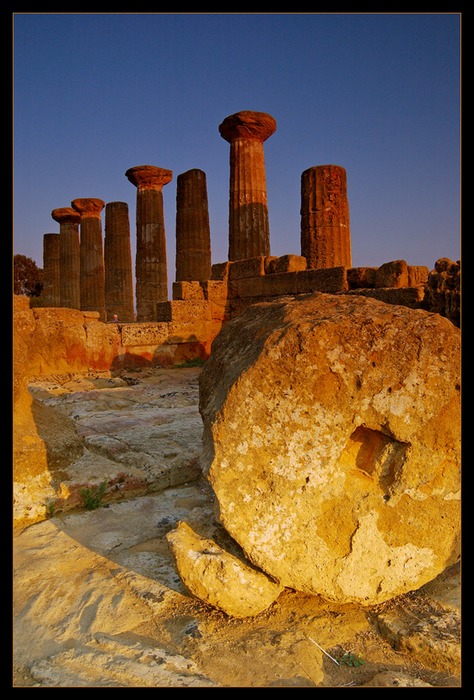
(218, 110, 276, 143)
(13, 367, 461, 687)
(362, 672, 433, 687)
(300, 165, 351, 269)
(166, 521, 284, 617)
(199, 293, 461, 605)
(14, 367, 203, 524)
(13, 478, 461, 688)
(126, 165, 172, 319)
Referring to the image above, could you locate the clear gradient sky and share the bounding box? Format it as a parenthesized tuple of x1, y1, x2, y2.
(13, 12, 461, 294)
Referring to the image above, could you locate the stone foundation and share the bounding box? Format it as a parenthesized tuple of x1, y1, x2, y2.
(14, 255, 458, 384)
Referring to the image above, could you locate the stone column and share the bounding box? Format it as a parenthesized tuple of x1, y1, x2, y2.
(175, 169, 212, 282)
(104, 201, 135, 322)
(42, 233, 61, 306)
(300, 165, 352, 269)
(51, 207, 81, 309)
(71, 198, 106, 321)
(219, 110, 276, 261)
(125, 165, 172, 321)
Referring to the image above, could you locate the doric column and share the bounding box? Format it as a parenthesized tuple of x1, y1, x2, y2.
(104, 201, 135, 322)
(71, 198, 106, 320)
(51, 207, 81, 309)
(300, 165, 352, 269)
(42, 233, 61, 306)
(219, 110, 276, 261)
(175, 169, 212, 282)
(125, 165, 172, 321)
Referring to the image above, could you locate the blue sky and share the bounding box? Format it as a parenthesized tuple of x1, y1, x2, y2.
(13, 13, 461, 292)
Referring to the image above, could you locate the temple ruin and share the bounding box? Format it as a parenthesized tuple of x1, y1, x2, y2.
(35, 109, 458, 367)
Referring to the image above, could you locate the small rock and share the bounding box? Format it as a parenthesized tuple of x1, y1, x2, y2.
(166, 521, 284, 617)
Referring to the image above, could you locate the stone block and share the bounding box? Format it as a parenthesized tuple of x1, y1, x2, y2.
(266, 255, 307, 274)
(346, 287, 425, 308)
(172, 281, 205, 301)
(347, 267, 377, 289)
(227, 279, 239, 299)
(156, 300, 212, 322)
(228, 257, 267, 280)
(235, 276, 266, 298)
(434, 257, 459, 274)
(209, 300, 231, 322)
(296, 267, 348, 294)
(120, 322, 169, 347)
(33, 307, 86, 323)
(261, 272, 299, 296)
(408, 266, 429, 286)
(375, 260, 409, 288)
(263, 256, 279, 273)
(82, 310, 101, 320)
(201, 280, 228, 300)
(211, 262, 231, 281)
(166, 320, 209, 343)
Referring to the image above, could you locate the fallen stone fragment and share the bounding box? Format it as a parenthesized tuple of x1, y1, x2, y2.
(166, 521, 284, 617)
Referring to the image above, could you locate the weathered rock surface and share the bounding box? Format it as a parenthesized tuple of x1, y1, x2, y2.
(362, 671, 433, 687)
(13, 295, 58, 525)
(14, 481, 461, 688)
(14, 367, 203, 526)
(13, 368, 461, 687)
(218, 110, 277, 143)
(166, 521, 284, 617)
(199, 292, 461, 606)
(422, 257, 460, 327)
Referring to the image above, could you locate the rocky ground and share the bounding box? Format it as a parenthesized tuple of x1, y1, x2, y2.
(13, 367, 461, 687)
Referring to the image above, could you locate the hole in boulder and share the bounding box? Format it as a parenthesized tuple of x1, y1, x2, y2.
(340, 426, 408, 491)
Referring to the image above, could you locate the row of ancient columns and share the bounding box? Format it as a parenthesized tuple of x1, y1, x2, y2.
(42, 110, 352, 322)
(43, 166, 212, 322)
(44, 199, 134, 322)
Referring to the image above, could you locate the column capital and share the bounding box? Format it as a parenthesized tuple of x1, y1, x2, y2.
(51, 207, 81, 225)
(71, 198, 105, 217)
(219, 110, 276, 143)
(125, 165, 173, 190)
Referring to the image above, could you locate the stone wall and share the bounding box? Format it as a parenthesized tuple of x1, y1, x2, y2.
(420, 258, 460, 328)
(14, 255, 459, 385)
(13, 294, 224, 381)
(170, 255, 460, 327)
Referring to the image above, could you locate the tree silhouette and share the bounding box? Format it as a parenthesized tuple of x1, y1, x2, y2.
(14, 255, 43, 297)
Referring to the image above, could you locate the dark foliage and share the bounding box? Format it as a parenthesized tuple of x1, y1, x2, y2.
(14, 254, 43, 297)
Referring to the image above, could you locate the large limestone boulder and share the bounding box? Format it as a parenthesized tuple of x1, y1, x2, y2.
(199, 293, 460, 606)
